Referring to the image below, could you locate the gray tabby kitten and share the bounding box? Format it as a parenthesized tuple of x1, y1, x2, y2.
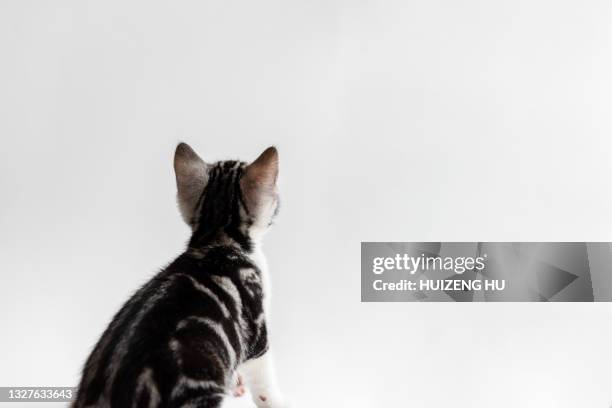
(73, 144, 288, 408)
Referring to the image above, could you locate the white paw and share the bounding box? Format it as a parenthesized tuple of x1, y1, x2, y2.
(253, 394, 290, 408)
(232, 374, 246, 398)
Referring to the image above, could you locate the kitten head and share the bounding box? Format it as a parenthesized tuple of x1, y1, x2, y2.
(173, 143, 279, 249)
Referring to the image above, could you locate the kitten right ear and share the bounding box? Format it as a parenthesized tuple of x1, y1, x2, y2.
(174, 143, 208, 225)
(240, 146, 279, 224)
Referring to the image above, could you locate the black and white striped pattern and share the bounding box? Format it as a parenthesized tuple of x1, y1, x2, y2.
(74, 144, 280, 408)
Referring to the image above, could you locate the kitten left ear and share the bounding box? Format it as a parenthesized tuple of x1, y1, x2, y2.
(174, 143, 208, 225)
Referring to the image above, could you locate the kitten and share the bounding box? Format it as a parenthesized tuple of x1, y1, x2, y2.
(73, 143, 288, 408)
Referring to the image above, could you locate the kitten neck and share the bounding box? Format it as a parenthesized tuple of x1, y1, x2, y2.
(186, 228, 255, 256)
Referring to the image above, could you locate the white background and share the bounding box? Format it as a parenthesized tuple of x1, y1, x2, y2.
(1, 1, 612, 407)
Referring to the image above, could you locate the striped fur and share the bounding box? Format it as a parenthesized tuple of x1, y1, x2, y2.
(74, 144, 283, 408)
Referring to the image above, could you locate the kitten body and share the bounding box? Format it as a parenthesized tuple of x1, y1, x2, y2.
(74, 144, 286, 408)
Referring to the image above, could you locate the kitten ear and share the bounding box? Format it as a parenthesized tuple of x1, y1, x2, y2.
(244, 146, 278, 188)
(174, 143, 208, 225)
(240, 146, 279, 214)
